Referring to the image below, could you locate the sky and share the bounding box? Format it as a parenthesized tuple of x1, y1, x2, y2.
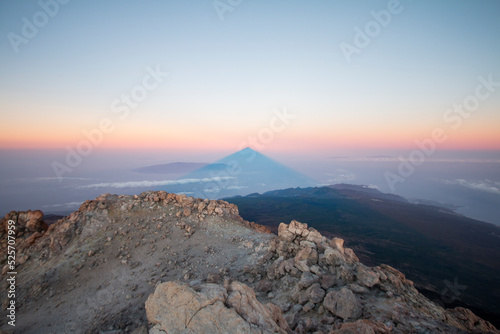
(0, 1, 500, 224)
(0, 0, 499, 155)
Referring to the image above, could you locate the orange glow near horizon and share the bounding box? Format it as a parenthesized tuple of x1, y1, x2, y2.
(2, 121, 499, 152)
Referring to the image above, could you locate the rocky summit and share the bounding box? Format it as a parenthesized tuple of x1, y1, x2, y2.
(0, 191, 498, 334)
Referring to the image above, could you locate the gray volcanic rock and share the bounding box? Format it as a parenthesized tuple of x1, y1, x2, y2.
(356, 264, 380, 288)
(0, 191, 498, 334)
(323, 287, 362, 320)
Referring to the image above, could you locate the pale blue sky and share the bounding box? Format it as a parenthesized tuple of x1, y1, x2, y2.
(1, 0, 499, 153)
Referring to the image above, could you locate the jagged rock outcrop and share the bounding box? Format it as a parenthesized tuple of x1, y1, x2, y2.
(0, 191, 273, 333)
(256, 220, 499, 333)
(0, 192, 498, 334)
(0, 210, 48, 234)
(0, 191, 265, 261)
(0, 210, 48, 274)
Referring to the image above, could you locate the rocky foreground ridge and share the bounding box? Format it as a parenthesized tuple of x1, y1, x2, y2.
(0, 191, 498, 333)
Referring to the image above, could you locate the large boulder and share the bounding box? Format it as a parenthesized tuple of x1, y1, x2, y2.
(1, 210, 48, 234)
(226, 281, 290, 333)
(356, 265, 380, 288)
(146, 282, 233, 333)
(330, 237, 345, 253)
(288, 220, 309, 236)
(25, 210, 47, 232)
(146, 282, 252, 334)
(146, 281, 290, 334)
(323, 287, 362, 320)
(278, 222, 295, 242)
(294, 246, 318, 266)
(323, 247, 345, 266)
(306, 283, 326, 304)
(305, 229, 323, 244)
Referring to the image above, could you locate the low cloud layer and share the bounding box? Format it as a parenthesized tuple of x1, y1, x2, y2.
(7, 177, 93, 183)
(42, 201, 83, 209)
(202, 185, 248, 194)
(78, 176, 234, 189)
(443, 179, 500, 195)
(322, 169, 356, 184)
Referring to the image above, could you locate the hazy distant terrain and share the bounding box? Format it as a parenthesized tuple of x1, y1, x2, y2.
(226, 185, 500, 326)
(0, 150, 499, 226)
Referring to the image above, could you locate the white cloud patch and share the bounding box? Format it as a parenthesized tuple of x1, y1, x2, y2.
(203, 188, 220, 194)
(323, 169, 356, 184)
(43, 201, 83, 209)
(78, 176, 234, 189)
(201, 185, 247, 194)
(10, 177, 92, 183)
(227, 186, 248, 190)
(443, 179, 500, 195)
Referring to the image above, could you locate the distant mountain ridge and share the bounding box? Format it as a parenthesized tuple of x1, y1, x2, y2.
(329, 184, 409, 203)
(258, 184, 409, 204)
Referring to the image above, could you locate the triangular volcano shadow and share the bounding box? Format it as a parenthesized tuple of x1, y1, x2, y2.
(160, 147, 318, 199)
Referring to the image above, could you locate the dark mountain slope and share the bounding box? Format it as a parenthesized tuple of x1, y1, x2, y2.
(226, 185, 500, 326)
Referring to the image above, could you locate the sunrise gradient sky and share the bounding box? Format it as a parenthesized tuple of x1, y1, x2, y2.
(1, 0, 499, 155)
